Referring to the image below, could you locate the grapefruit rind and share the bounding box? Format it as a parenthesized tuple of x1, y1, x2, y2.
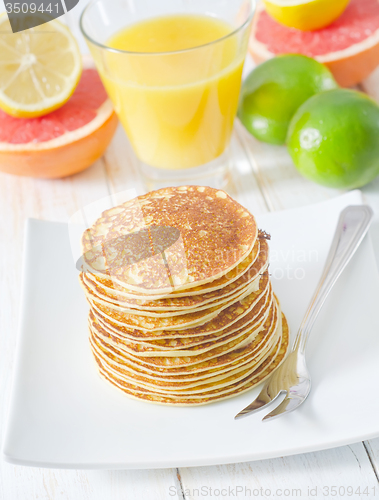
(0, 100, 114, 151)
(0, 65, 118, 178)
(250, 0, 379, 87)
(0, 111, 118, 178)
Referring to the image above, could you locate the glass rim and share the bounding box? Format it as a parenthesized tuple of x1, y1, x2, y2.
(79, 0, 255, 56)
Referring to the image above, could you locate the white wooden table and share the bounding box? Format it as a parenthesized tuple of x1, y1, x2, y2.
(2, 3, 379, 499)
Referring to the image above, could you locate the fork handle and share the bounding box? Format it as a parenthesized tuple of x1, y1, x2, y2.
(293, 205, 373, 355)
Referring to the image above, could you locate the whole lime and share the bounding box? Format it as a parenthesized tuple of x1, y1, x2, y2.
(287, 89, 379, 189)
(238, 54, 338, 145)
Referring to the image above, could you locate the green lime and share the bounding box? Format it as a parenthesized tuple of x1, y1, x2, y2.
(287, 89, 379, 189)
(238, 54, 338, 145)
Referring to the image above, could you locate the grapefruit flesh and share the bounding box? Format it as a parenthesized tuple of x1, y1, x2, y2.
(0, 68, 118, 178)
(250, 0, 379, 87)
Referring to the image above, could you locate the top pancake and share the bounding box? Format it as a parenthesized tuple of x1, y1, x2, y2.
(79, 238, 268, 312)
(81, 186, 257, 293)
(83, 236, 263, 301)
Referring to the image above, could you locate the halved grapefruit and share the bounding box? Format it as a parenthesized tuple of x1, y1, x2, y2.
(250, 0, 379, 88)
(0, 63, 118, 178)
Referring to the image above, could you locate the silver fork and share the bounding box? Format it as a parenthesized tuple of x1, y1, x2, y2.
(235, 204, 373, 422)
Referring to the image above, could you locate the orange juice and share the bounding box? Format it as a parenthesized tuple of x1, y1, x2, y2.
(94, 15, 245, 170)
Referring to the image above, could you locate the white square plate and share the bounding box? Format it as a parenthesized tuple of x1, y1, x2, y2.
(3, 191, 379, 469)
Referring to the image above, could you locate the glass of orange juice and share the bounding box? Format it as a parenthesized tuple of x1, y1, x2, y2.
(80, 0, 254, 190)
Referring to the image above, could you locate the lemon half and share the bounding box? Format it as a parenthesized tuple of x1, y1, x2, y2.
(0, 14, 82, 118)
(263, 0, 351, 31)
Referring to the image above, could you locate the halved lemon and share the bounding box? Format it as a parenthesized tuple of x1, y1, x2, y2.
(0, 14, 82, 118)
(263, 0, 351, 31)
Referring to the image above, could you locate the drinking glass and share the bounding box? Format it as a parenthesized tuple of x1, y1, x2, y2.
(80, 0, 255, 190)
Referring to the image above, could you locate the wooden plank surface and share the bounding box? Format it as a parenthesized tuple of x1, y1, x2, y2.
(364, 440, 379, 481)
(179, 443, 379, 500)
(0, 163, 180, 500)
(234, 78, 379, 485)
(2, 120, 379, 498)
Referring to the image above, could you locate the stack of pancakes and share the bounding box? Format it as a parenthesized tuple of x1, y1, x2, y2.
(79, 186, 289, 405)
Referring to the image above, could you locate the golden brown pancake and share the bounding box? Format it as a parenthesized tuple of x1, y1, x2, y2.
(89, 297, 279, 371)
(93, 314, 289, 405)
(90, 320, 278, 385)
(91, 282, 272, 350)
(80, 244, 267, 312)
(91, 272, 271, 341)
(81, 186, 258, 293)
(78, 186, 288, 406)
(85, 237, 265, 301)
(90, 293, 274, 358)
(81, 271, 262, 317)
